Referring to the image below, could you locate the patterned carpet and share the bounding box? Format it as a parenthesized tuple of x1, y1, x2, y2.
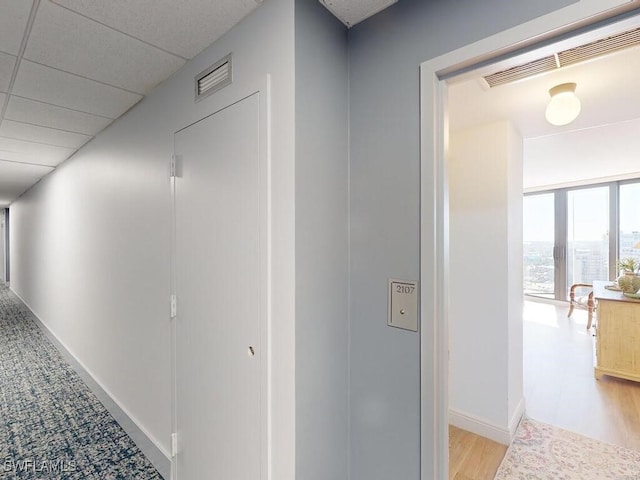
(495, 417, 640, 479)
(0, 284, 163, 479)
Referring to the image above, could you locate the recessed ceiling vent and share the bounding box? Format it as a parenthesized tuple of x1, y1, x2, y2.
(195, 54, 232, 102)
(484, 56, 558, 88)
(484, 27, 640, 88)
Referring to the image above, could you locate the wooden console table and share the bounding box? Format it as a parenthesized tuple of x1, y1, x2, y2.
(593, 280, 640, 383)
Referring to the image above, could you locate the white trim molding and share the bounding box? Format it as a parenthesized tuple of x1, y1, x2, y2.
(449, 396, 525, 446)
(449, 409, 510, 445)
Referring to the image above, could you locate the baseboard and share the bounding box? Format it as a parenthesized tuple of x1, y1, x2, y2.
(508, 397, 526, 440)
(9, 288, 171, 480)
(449, 406, 515, 446)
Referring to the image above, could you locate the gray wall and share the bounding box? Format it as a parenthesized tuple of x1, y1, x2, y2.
(294, 1, 349, 479)
(347, 0, 575, 478)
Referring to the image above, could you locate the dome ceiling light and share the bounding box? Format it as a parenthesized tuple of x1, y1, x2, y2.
(545, 82, 581, 126)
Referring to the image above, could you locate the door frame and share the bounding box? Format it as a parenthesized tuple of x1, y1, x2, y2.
(418, 1, 639, 478)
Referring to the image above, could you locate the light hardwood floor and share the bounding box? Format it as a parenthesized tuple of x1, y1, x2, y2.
(524, 299, 640, 452)
(449, 299, 640, 479)
(448, 426, 506, 480)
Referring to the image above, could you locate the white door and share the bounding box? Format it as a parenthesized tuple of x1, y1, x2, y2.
(174, 94, 263, 480)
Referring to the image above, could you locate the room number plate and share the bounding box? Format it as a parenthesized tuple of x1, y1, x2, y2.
(388, 279, 419, 332)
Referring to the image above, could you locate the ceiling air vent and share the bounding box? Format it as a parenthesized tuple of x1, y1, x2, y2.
(483, 27, 640, 88)
(484, 56, 558, 88)
(558, 27, 640, 67)
(195, 54, 232, 102)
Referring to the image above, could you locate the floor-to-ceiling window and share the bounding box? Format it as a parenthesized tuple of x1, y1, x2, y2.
(619, 181, 640, 263)
(524, 179, 640, 301)
(523, 193, 555, 298)
(566, 185, 610, 289)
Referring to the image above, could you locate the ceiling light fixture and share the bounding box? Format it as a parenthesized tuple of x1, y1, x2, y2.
(545, 82, 581, 126)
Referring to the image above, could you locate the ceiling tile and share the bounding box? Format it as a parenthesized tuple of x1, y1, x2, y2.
(0, 120, 91, 149)
(0, 136, 75, 167)
(0, 0, 33, 56)
(25, 1, 185, 94)
(12, 60, 142, 118)
(319, 0, 397, 27)
(0, 159, 53, 207)
(51, 0, 261, 59)
(0, 52, 16, 92)
(5, 96, 112, 136)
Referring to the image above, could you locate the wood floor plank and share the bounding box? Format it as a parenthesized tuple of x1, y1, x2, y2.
(524, 300, 640, 452)
(449, 300, 640, 478)
(449, 426, 506, 480)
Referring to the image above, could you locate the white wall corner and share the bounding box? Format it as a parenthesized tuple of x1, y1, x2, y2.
(448, 407, 512, 446)
(449, 395, 525, 445)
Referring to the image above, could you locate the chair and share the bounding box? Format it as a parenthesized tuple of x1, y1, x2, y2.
(568, 283, 595, 329)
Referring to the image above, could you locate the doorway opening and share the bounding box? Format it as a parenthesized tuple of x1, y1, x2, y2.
(419, 2, 640, 478)
(1, 208, 8, 285)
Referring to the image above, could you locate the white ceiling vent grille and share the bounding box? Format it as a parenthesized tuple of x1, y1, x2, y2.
(484, 56, 558, 88)
(558, 28, 640, 66)
(195, 54, 232, 102)
(484, 27, 640, 88)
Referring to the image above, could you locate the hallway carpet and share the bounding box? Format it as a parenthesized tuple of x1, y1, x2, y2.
(0, 285, 163, 479)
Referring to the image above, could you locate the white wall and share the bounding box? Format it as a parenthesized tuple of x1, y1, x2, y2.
(294, 1, 349, 479)
(449, 121, 523, 442)
(10, 1, 296, 475)
(507, 126, 524, 428)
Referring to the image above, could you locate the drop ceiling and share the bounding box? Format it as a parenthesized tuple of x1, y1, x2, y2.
(319, 0, 397, 27)
(0, 0, 264, 208)
(0, 0, 395, 208)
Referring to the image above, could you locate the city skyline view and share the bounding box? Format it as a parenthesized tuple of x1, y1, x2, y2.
(523, 182, 640, 299)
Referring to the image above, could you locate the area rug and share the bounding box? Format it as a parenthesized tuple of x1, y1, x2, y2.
(494, 417, 640, 479)
(0, 284, 163, 479)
